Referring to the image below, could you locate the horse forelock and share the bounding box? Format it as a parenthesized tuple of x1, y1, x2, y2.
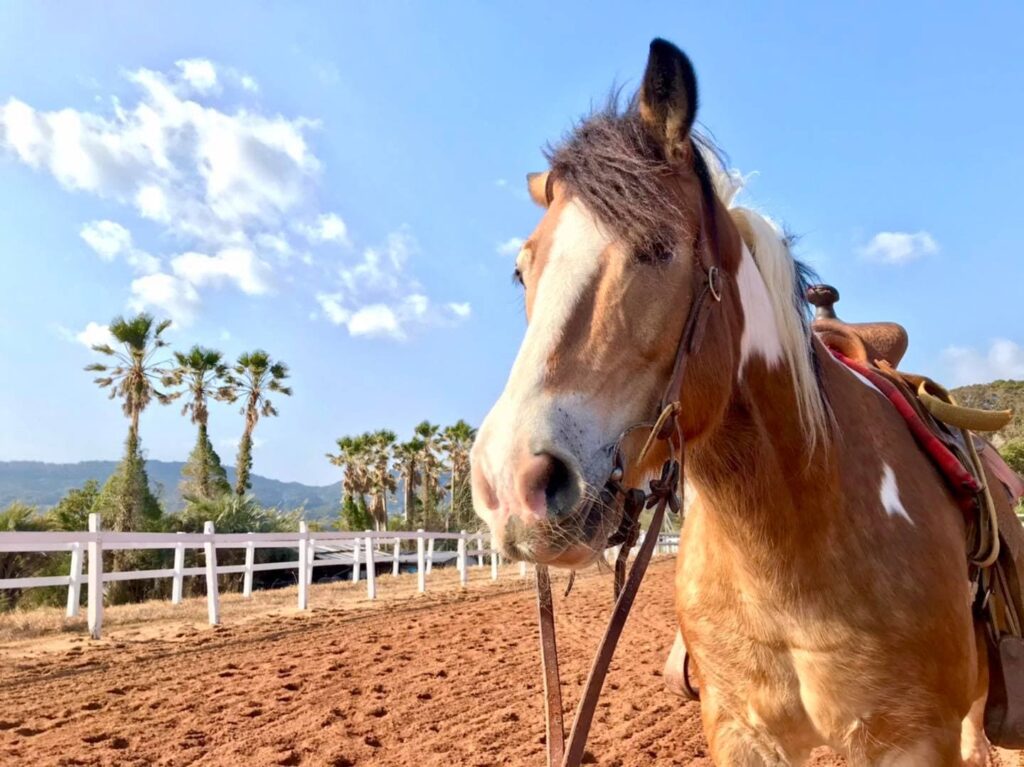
(546, 102, 829, 451)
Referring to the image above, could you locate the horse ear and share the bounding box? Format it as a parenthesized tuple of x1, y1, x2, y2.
(527, 171, 551, 208)
(639, 38, 698, 161)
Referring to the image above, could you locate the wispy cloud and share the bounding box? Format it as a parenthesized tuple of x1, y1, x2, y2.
(858, 231, 938, 264)
(57, 321, 116, 349)
(314, 229, 469, 340)
(943, 339, 1024, 386)
(496, 237, 524, 257)
(298, 212, 349, 247)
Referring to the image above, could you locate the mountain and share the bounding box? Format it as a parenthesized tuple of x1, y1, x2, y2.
(950, 380, 1024, 445)
(0, 460, 342, 519)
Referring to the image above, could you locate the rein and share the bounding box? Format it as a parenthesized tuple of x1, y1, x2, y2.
(535, 177, 723, 767)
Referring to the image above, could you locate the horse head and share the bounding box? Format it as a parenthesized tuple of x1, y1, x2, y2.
(470, 40, 753, 567)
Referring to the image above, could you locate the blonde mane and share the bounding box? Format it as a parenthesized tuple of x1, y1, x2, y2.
(703, 151, 831, 451)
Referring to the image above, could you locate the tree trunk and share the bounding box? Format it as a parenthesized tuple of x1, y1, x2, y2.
(403, 464, 415, 525)
(234, 430, 254, 497)
(196, 424, 210, 499)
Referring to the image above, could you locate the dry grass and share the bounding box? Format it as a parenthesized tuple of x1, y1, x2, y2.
(0, 562, 548, 646)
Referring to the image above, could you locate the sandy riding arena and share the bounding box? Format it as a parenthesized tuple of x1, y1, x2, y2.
(0, 561, 1019, 767)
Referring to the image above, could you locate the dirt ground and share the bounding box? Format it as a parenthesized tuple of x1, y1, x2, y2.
(0, 560, 1020, 766)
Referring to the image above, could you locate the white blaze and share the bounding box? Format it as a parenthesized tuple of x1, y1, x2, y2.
(472, 199, 613, 525)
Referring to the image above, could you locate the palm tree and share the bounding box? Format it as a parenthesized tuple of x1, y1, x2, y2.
(85, 312, 173, 440)
(366, 430, 397, 531)
(414, 421, 443, 530)
(225, 350, 292, 497)
(164, 345, 232, 500)
(440, 420, 477, 531)
(393, 438, 424, 525)
(84, 312, 172, 602)
(328, 434, 372, 529)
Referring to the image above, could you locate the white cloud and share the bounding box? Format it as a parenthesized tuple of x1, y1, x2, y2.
(129, 272, 200, 326)
(0, 62, 473, 338)
(858, 231, 938, 264)
(171, 247, 271, 295)
(175, 58, 218, 93)
(318, 288, 470, 341)
(74, 321, 115, 349)
(447, 302, 471, 318)
(337, 230, 414, 296)
(135, 184, 169, 221)
(79, 219, 160, 274)
(80, 220, 131, 260)
(496, 236, 525, 257)
(0, 66, 320, 246)
(300, 212, 348, 246)
(316, 293, 351, 325)
(943, 339, 1024, 386)
(348, 304, 403, 339)
(315, 230, 470, 339)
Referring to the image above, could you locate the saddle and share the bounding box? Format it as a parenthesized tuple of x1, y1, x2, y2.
(807, 285, 1024, 748)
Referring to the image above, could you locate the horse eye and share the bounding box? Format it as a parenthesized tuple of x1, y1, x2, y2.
(635, 241, 673, 263)
(512, 267, 524, 287)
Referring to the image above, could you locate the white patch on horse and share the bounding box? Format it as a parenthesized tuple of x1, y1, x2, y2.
(880, 463, 913, 525)
(735, 242, 784, 375)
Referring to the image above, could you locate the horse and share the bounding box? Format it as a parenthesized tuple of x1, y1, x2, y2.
(470, 38, 998, 765)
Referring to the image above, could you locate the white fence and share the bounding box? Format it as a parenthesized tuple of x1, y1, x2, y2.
(0, 513, 680, 640)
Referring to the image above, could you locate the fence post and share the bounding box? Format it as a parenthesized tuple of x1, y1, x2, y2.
(307, 529, 316, 586)
(203, 521, 220, 626)
(171, 532, 185, 604)
(426, 537, 435, 574)
(416, 529, 426, 593)
(457, 531, 467, 586)
(66, 541, 83, 618)
(490, 536, 499, 581)
(87, 513, 103, 640)
(297, 521, 309, 610)
(519, 560, 528, 578)
(365, 533, 376, 600)
(392, 537, 400, 577)
(243, 539, 255, 598)
(351, 533, 361, 583)
(476, 533, 484, 567)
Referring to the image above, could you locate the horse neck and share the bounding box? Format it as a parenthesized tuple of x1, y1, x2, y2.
(687, 350, 837, 558)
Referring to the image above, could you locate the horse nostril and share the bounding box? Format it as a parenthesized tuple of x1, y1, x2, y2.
(541, 453, 578, 516)
(518, 452, 580, 517)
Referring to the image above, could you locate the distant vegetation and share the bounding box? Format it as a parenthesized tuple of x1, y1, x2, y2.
(952, 380, 1024, 445)
(951, 380, 1024, 479)
(0, 310, 480, 610)
(327, 419, 476, 533)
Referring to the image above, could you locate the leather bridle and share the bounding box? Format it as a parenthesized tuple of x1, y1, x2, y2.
(535, 165, 724, 767)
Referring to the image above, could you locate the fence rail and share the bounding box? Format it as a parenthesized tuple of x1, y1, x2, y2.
(0, 513, 680, 640)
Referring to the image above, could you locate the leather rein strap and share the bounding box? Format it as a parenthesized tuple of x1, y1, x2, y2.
(536, 177, 723, 767)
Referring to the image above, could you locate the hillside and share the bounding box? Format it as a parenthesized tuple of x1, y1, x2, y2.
(951, 380, 1024, 445)
(0, 460, 341, 519)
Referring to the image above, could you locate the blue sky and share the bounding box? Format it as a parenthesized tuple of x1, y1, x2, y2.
(1, 2, 1022, 485)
